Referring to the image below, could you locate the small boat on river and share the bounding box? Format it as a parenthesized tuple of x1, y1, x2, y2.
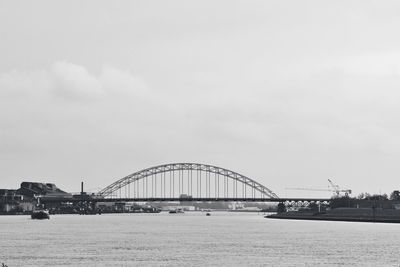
(169, 208, 184, 214)
(31, 209, 50, 220)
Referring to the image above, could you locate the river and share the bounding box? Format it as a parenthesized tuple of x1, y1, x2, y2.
(0, 212, 399, 266)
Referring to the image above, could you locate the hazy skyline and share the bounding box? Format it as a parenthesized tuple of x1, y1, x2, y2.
(1, 1, 400, 197)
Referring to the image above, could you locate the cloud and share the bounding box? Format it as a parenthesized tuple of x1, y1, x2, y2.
(1, 60, 400, 196)
(0, 62, 151, 153)
(50, 61, 103, 100)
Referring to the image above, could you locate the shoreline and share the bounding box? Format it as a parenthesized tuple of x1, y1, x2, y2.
(266, 214, 400, 223)
(266, 207, 400, 223)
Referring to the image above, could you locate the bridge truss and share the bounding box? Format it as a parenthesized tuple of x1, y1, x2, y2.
(97, 163, 279, 200)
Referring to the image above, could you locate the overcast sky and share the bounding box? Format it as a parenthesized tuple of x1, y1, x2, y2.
(1, 1, 400, 197)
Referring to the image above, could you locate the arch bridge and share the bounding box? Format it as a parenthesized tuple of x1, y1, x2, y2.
(97, 163, 279, 201)
(39, 163, 330, 204)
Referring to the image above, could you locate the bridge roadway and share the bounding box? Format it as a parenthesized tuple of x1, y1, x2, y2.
(40, 197, 331, 203)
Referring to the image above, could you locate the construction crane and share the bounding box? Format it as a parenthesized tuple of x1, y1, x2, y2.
(286, 179, 352, 197)
(327, 179, 352, 196)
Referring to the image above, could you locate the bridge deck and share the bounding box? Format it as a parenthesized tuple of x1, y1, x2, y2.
(41, 197, 331, 203)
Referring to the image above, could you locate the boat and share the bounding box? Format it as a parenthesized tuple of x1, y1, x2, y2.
(206, 212, 211, 216)
(169, 208, 184, 214)
(31, 209, 50, 220)
(132, 206, 162, 213)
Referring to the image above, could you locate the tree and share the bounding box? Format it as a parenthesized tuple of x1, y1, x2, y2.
(366, 194, 388, 201)
(308, 202, 319, 212)
(277, 203, 286, 213)
(390, 190, 400, 200)
(329, 196, 355, 209)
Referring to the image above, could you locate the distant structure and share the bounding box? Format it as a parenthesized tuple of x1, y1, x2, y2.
(17, 182, 72, 198)
(286, 179, 352, 197)
(0, 182, 72, 214)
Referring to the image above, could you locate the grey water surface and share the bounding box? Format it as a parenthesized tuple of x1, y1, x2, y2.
(0, 212, 399, 266)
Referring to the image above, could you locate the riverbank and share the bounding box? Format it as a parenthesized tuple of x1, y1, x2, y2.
(266, 207, 400, 223)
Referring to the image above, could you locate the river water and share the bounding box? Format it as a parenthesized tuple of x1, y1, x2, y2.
(0, 212, 399, 266)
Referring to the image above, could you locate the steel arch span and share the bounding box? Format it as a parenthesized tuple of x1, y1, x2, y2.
(98, 163, 279, 199)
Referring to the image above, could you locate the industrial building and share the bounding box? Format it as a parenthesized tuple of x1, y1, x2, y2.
(0, 182, 72, 214)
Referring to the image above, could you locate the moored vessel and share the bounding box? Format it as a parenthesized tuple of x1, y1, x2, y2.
(169, 208, 184, 214)
(31, 209, 50, 220)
